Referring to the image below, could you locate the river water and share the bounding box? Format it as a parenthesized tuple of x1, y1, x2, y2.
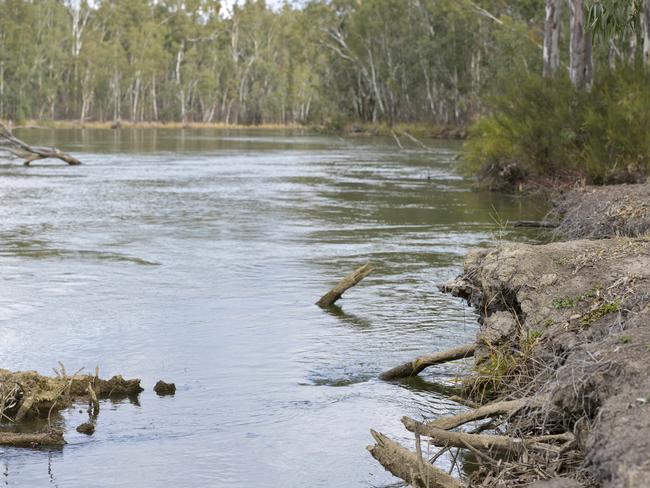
(0, 129, 545, 487)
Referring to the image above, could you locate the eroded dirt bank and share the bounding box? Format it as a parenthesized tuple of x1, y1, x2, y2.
(372, 211, 650, 486)
(447, 237, 650, 486)
(552, 182, 650, 240)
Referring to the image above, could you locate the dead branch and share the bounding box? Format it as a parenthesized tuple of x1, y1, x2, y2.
(511, 220, 558, 229)
(316, 263, 373, 308)
(423, 398, 530, 430)
(0, 122, 81, 165)
(402, 418, 573, 455)
(379, 343, 476, 380)
(367, 430, 463, 488)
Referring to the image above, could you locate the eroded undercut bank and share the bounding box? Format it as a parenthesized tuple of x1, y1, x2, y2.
(372, 231, 650, 487)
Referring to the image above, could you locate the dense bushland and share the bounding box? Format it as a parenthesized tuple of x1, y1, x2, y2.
(462, 68, 650, 188)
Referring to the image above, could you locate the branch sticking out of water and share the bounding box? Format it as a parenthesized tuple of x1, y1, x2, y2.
(316, 263, 373, 308)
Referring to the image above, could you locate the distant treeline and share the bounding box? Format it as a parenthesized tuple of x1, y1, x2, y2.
(0, 0, 546, 126)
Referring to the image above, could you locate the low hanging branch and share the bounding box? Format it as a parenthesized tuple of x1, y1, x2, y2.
(368, 430, 463, 488)
(0, 122, 81, 165)
(316, 263, 373, 308)
(379, 343, 476, 380)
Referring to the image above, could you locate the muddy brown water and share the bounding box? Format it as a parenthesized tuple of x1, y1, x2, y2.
(0, 129, 546, 487)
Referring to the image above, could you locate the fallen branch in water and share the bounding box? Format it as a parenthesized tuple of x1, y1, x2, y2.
(0, 429, 65, 447)
(511, 220, 558, 229)
(402, 417, 573, 455)
(379, 343, 476, 380)
(368, 430, 463, 488)
(423, 397, 530, 431)
(316, 263, 373, 308)
(0, 122, 81, 165)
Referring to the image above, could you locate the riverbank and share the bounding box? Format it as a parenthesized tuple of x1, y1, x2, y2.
(5, 119, 466, 140)
(372, 183, 650, 487)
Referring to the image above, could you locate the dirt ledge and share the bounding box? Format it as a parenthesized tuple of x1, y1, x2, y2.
(443, 237, 650, 487)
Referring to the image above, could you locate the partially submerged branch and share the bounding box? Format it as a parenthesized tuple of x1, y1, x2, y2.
(423, 397, 530, 431)
(402, 417, 573, 455)
(379, 343, 476, 380)
(368, 430, 463, 488)
(0, 123, 81, 165)
(316, 263, 373, 308)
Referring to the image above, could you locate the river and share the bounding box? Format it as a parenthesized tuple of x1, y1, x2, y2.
(0, 129, 545, 487)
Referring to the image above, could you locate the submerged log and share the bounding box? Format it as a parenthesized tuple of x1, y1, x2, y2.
(402, 418, 572, 455)
(379, 343, 476, 380)
(0, 429, 65, 447)
(511, 220, 558, 229)
(368, 430, 463, 488)
(316, 263, 373, 308)
(0, 122, 81, 165)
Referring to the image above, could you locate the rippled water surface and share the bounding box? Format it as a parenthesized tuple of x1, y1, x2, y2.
(0, 129, 546, 487)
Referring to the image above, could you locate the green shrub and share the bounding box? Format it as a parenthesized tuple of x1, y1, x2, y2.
(462, 68, 650, 188)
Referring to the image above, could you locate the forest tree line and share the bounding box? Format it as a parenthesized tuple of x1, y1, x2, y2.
(1, 0, 649, 129)
(0, 0, 544, 126)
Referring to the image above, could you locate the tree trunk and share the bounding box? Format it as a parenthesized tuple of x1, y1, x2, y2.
(568, 0, 592, 89)
(543, 0, 563, 77)
(642, 0, 650, 68)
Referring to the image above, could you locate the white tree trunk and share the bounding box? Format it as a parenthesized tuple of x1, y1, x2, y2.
(543, 0, 563, 77)
(568, 0, 593, 89)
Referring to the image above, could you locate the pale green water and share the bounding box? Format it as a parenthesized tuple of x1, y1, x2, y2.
(0, 129, 546, 487)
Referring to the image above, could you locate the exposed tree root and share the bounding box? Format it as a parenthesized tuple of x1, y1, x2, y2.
(379, 343, 476, 380)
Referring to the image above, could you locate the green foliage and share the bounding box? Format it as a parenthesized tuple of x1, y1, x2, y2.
(462, 68, 650, 187)
(0, 0, 544, 126)
(581, 301, 621, 326)
(552, 296, 579, 309)
(618, 335, 632, 344)
(587, 0, 643, 37)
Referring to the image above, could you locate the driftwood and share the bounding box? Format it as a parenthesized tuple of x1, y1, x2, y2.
(316, 263, 373, 308)
(379, 343, 476, 380)
(0, 122, 81, 165)
(368, 430, 463, 488)
(511, 220, 558, 229)
(402, 418, 573, 455)
(0, 429, 65, 447)
(424, 398, 529, 431)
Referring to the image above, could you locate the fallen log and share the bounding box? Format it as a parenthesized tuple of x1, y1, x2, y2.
(367, 430, 463, 488)
(402, 417, 572, 455)
(511, 220, 558, 229)
(379, 343, 476, 380)
(316, 263, 373, 308)
(0, 122, 81, 165)
(0, 429, 65, 447)
(423, 398, 529, 431)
